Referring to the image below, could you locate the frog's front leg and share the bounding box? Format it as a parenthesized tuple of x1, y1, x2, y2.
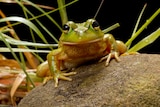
(100, 34, 127, 66)
(47, 48, 76, 87)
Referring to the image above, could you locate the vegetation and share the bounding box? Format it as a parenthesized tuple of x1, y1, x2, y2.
(0, 0, 159, 106)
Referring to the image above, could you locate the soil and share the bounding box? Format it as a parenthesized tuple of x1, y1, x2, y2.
(18, 54, 160, 107)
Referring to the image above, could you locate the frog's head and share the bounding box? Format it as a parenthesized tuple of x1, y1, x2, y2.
(60, 19, 104, 44)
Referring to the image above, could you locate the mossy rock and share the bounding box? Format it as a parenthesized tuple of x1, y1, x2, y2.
(18, 54, 160, 107)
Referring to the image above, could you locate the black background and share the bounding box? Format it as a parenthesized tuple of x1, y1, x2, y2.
(0, 0, 160, 54)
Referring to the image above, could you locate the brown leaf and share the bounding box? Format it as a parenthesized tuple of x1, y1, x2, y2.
(0, 59, 21, 69)
(10, 73, 26, 106)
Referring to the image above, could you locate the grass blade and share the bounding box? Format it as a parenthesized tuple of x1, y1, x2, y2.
(0, 32, 35, 88)
(0, 33, 58, 47)
(128, 28, 160, 52)
(127, 3, 147, 49)
(16, 0, 59, 43)
(57, 0, 68, 25)
(10, 73, 26, 106)
(0, 47, 50, 53)
(0, 16, 48, 44)
(0, 0, 55, 10)
(125, 8, 160, 46)
(102, 23, 120, 34)
(22, 0, 62, 31)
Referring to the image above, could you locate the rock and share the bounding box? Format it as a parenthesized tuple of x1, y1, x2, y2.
(18, 54, 160, 107)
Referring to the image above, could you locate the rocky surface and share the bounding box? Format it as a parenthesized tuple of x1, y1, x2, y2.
(18, 54, 160, 107)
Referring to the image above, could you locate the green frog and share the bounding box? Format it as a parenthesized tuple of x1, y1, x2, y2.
(36, 19, 127, 87)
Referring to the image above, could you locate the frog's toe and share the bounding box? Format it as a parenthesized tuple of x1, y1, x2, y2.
(54, 71, 77, 87)
(62, 72, 77, 76)
(56, 72, 77, 81)
(43, 76, 53, 84)
(99, 51, 120, 66)
(53, 75, 66, 87)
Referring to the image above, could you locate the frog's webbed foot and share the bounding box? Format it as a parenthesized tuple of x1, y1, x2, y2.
(99, 51, 120, 66)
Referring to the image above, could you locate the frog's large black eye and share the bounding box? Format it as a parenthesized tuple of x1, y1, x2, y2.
(63, 24, 70, 31)
(92, 20, 99, 28)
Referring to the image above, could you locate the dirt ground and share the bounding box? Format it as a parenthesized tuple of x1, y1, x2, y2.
(18, 54, 160, 107)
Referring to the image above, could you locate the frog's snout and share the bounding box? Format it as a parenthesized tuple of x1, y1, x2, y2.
(74, 27, 88, 35)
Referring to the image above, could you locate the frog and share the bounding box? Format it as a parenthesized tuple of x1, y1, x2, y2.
(36, 19, 127, 87)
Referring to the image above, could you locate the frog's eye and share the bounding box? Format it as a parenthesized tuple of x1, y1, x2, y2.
(63, 24, 70, 32)
(92, 21, 99, 27)
(92, 20, 100, 30)
(63, 24, 71, 33)
(63, 21, 77, 33)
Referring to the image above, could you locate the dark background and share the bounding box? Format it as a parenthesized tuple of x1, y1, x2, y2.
(0, 0, 160, 54)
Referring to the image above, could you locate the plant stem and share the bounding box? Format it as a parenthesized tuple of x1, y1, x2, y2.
(102, 23, 120, 34)
(128, 28, 160, 52)
(125, 8, 160, 46)
(127, 3, 147, 49)
(57, 0, 68, 25)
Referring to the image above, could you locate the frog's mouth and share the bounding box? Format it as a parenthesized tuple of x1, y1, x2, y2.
(61, 38, 102, 45)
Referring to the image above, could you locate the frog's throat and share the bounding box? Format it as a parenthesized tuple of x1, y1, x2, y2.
(61, 38, 102, 45)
